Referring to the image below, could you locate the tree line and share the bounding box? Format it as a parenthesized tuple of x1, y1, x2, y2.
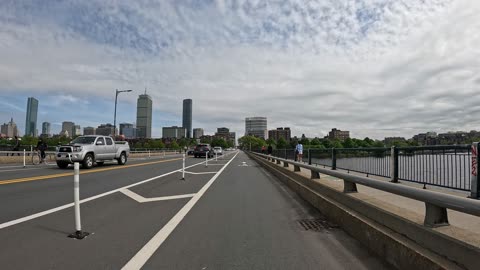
(238, 135, 421, 150)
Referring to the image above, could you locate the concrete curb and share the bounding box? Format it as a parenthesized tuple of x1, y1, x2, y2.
(249, 152, 473, 270)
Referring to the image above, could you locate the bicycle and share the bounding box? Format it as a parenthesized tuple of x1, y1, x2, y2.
(32, 150, 49, 165)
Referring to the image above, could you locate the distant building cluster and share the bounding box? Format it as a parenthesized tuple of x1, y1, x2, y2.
(409, 131, 480, 145)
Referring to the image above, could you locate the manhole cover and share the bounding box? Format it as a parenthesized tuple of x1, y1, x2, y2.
(297, 219, 339, 232)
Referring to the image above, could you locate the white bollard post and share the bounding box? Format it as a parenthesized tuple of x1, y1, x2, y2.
(23, 149, 26, 168)
(182, 153, 185, 180)
(205, 152, 208, 167)
(148, 150, 151, 158)
(68, 162, 90, 239)
(216, 152, 218, 161)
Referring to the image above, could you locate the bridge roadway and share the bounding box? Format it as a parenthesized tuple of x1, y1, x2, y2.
(0, 151, 391, 270)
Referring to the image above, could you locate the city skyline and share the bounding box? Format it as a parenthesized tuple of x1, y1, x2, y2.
(0, 1, 479, 139)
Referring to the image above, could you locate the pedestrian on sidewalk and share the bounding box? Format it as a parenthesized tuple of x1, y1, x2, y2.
(267, 144, 273, 155)
(295, 142, 303, 162)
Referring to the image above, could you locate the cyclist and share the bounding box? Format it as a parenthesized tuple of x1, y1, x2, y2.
(36, 138, 47, 163)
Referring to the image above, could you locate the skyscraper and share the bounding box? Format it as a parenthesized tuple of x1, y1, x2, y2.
(182, 99, 192, 138)
(245, 117, 268, 139)
(25, 97, 38, 137)
(41, 122, 51, 137)
(136, 93, 152, 138)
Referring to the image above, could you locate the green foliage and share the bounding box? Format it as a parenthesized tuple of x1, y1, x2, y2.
(238, 135, 265, 150)
(170, 141, 180, 149)
(299, 137, 310, 145)
(310, 138, 321, 145)
(276, 137, 288, 149)
(266, 138, 276, 147)
(343, 138, 356, 148)
(211, 138, 229, 148)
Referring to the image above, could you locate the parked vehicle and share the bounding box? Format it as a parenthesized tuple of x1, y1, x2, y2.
(213, 146, 223, 155)
(187, 149, 194, 155)
(55, 135, 130, 169)
(194, 144, 213, 158)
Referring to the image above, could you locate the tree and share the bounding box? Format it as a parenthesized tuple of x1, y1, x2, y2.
(211, 138, 228, 148)
(238, 135, 265, 150)
(266, 138, 276, 147)
(276, 137, 288, 149)
(372, 140, 385, 147)
(331, 139, 344, 148)
(170, 141, 180, 149)
(299, 134, 310, 145)
(310, 138, 321, 145)
(343, 138, 356, 148)
(363, 137, 374, 147)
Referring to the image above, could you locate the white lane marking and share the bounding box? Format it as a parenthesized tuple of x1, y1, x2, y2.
(205, 164, 227, 166)
(120, 189, 195, 203)
(0, 159, 210, 230)
(184, 171, 217, 175)
(121, 151, 239, 270)
(0, 167, 47, 173)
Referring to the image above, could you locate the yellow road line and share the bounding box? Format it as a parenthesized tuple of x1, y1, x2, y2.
(0, 158, 183, 185)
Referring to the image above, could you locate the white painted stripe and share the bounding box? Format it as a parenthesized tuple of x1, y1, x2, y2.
(120, 189, 147, 202)
(120, 189, 195, 203)
(0, 167, 47, 173)
(205, 164, 228, 166)
(121, 151, 239, 270)
(0, 159, 208, 230)
(184, 171, 217, 175)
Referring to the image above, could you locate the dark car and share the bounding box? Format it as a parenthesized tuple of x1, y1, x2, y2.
(187, 149, 194, 155)
(194, 144, 213, 158)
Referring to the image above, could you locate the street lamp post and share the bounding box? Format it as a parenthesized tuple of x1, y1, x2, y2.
(114, 89, 133, 137)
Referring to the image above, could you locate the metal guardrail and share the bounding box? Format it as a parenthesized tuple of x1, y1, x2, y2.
(251, 152, 480, 228)
(268, 145, 472, 192)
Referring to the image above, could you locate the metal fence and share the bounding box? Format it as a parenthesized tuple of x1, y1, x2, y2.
(259, 144, 473, 192)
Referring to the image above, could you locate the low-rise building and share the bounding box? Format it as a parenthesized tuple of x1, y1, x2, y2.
(83, 127, 96, 135)
(268, 127, 291, 142)
(96, 123, 116, 136)
(163, 126, 186, 139)
(193, 128, 204, 139)
(328, 128, 350, 141)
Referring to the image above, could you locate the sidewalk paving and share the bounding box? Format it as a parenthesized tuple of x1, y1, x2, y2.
(266, 157, 480, 249)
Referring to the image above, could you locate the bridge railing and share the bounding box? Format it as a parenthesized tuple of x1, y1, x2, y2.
(268, 145, 472, 192)
(251, 151, 480, 228)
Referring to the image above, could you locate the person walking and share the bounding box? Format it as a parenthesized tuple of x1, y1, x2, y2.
(295, 142, 303, 162)
(261, 145, 266, 154)
(267, 144, 273, 155)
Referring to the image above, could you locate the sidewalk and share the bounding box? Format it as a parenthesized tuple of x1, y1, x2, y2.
(268, 157, 480, 249)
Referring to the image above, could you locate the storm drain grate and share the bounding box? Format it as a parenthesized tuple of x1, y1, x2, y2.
(297, 219, 339, 232)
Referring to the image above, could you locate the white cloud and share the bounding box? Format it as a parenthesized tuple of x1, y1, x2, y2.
(0, 0, 479, 139)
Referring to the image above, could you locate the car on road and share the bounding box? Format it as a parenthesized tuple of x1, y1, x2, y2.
(55, 135, 130, 169)
(194, 144, 213, 158)
(187, 149, 194, 155)
(213, 146, 223, 155)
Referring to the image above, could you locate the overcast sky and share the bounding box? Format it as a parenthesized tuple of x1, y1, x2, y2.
(0, 0, 479, 139)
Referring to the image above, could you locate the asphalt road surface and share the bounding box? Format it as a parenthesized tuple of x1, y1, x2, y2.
(0, 151, 392, 270)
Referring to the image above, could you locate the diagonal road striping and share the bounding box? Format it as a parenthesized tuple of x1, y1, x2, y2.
(0, 157, 183, 185)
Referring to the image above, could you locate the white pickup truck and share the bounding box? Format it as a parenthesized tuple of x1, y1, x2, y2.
(55, 135, 130, 169)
